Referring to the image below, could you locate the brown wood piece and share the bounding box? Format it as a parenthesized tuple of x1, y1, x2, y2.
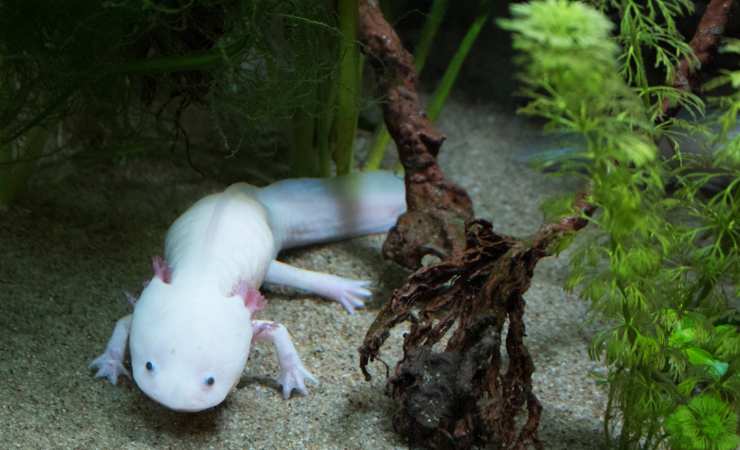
(358, 0, 474, 270)
(664, 0, 734, 114)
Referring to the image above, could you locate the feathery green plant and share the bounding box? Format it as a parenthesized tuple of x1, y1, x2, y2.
(0, 0, 341, 201)
(500, 1, 739, 449)
(591, 0, 697, 115)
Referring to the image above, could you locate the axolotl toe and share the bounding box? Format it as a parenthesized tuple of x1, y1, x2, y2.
(90, 171, 406, 412)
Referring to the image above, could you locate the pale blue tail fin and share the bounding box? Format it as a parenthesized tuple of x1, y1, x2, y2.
(255, 171, 406, 250)
(513, 133, 586, 173)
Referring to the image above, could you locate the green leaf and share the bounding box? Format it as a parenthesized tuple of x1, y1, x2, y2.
(670, 327, 696, 347)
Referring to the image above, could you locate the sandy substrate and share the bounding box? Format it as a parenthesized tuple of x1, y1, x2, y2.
(0, 96, 606, 449)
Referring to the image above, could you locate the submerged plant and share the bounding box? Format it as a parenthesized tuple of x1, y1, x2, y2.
(501, 0, 739, 448)
(665, 394, 739, 450)
(0, 0, 347, 201)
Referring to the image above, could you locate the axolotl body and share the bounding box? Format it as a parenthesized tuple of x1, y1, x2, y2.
(90, 171, 406, 412)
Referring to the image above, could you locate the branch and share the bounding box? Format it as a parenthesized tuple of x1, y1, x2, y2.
(358, 0, 474, 270)
(676, 0, 734, 91)
(664, 0, 734, 114)
(530, 190, 597, 255)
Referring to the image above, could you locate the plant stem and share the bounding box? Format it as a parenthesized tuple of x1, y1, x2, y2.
(290, 109, 320, 177)
(364, 0, 449, 171)
(426, 3, 489, 122)
(333, 0, 361, 175)
(317, 74, 337, 177)
(364, 122, 393, 171)
(110, 38, 249, 75)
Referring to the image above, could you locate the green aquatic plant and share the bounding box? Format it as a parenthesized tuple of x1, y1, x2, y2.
(590, 0, 697, 113)
(665, 394, 739, 450)
(287, 0, 363, 178)
(0, 0, 345, 201)
(333, 0, 362, 175)
(500, 1, 739, 449)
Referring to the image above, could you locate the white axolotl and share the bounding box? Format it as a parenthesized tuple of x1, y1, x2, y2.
(90, 171, 406, 412)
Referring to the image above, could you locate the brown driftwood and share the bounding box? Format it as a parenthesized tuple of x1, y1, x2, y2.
(674, 0, 734, 92)
(663, 0, 734, 114)
(358, 0, 474, 270)
(356, 1, 598, 448)
(359, 194, 593, 449)
(359, 195, 594, 450)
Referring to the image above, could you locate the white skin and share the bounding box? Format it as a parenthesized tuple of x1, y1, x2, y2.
(90, 171, 406, 412)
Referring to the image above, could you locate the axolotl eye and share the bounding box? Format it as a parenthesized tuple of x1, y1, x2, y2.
(145, 361, 154, 371)
(205, 376, 215, 386)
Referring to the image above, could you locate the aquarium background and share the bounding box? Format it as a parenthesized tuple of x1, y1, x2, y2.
(1, 1, 738, 449)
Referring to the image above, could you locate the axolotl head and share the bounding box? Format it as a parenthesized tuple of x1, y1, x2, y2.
(128, 277, 255, 412)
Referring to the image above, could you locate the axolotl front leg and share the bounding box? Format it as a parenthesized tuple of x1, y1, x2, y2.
(251, 319, 318, 399)
(89, 315, 132, 384)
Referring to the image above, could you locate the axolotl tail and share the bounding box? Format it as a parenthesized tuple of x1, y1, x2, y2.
(254, 171, 407, 250)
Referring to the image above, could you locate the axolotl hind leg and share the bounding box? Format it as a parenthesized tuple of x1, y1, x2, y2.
(264, 260, 371, 314)
(252, 319, 318, 399)
(89, 315, 132, 385)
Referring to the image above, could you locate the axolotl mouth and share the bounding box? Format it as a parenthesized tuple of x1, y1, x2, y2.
(149, 392, 220, 413)
(130, 352, 242, 413)
(135, 377, 232, 413)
